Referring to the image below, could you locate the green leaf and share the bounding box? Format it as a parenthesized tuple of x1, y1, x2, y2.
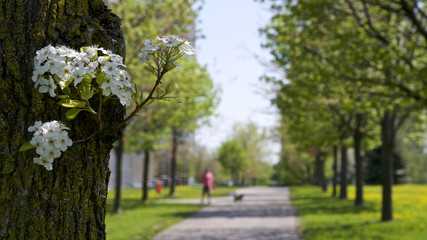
(166, 63, 178, 71)
(82, 73, 93, 84)
(62, 87, 71, 95)
(144, 65, 156, 74)
(57, 95, 70, 100)
(81, 90, 94, 100)
(96, 72, 106, 85)
(165, 81, 176, 94)
(58, 99, 86, 108)
(80, 46, 90, 53)
(19, 142, 35, 152)
(57, 77, 73, 90)
(65, 108, 82, 120)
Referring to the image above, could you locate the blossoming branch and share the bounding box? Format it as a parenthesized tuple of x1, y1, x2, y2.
(20, 35, 195, 170)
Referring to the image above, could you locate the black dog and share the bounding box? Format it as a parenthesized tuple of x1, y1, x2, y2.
(233, 193, 244, 202)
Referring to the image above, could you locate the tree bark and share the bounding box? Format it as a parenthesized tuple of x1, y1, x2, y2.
(0, 1, 125, 239)
(113, 137, 124, 214)
(332, 145, 338, 197)
(354, 114, 364, 206)
(381, 110, 395, 221)
(169, 129, 179, 196)
(142, 149, 150, 202)
(339, 146, 348, 199)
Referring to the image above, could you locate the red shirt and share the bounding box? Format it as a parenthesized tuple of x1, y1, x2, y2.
(201, 171, 214, 189)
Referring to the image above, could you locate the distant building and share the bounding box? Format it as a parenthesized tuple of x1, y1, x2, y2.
(108, 151, 154, 189)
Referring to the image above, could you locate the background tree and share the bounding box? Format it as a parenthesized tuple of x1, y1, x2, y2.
(261, 0, 424, 220)
(109, 0, 217, 199)
(0, 1, 126, 238)
(229, 122, 274, 185)
(165, 58, 219, 196)
(217, 139, 247, 183)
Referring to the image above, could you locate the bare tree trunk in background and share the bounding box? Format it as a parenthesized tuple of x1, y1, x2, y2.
(169, 129, 179, 196)
(142, 149, 150, 201)
(340, 146, 348, 199)
(319, 152, 327, 192)
(354, 114, 365, 206)
(0, 1, 125, 239)
(381, 110, 395, 221)
(114, 137, 124, 214)
(332, 146, 338, 197)
(306, 164, 311, 184)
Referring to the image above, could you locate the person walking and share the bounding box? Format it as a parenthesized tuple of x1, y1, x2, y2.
(201, 169, 215, 204)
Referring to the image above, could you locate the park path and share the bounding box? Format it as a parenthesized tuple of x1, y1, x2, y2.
(151, 187, 301, 240)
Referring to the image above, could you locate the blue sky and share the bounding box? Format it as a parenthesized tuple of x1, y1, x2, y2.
(195, 0, 280, 161)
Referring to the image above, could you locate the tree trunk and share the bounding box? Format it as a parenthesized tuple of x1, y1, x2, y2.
(169, 129, 179, 196)
(313, 154, 320, 186)
(320, 153, 327, 192)
(0, 1, 125, 239)
(340, 146, 348, 199)
(113, 137, 124, 214)
(354, 114, 364, 206)
(332, 145, 338, 197)
(315, 151, 327, 192)
(381, 110, 395, 221)
(306, 164, 311, 184)
(142, 149, 150, 202)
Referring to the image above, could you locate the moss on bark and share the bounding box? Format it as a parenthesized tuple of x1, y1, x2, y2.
(0, 1, 125, 239)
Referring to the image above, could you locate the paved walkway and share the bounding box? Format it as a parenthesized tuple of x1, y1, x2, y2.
(152, 187, 301, 240)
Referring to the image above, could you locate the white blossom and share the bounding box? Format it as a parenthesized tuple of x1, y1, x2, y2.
(29, 121, 72, 171)
(28, 121, 42, 132)
(38, 76, 57, 97)
(33, 44, 133, 106)
(179, 41, 196, 55)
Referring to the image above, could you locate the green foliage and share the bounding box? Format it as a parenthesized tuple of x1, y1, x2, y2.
(216, 122, 274, 185)
(229, 122, 274, 185)
(217, 139, 247, 182)
(110, 0, 219, 153)
(291, 185, 427, 240)
(18, 142, 35, 152)
(275, 123, 313, 185)
(261, 0, 427, 190)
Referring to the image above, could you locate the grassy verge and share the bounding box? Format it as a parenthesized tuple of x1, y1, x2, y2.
(106, 186, 239, 240)
(291, 185, 427, 240)
(107, 185, 241, 200)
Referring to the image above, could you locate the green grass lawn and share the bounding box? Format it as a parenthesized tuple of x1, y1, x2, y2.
(291, 185, 427, 240)
(105, 186, 239, 240)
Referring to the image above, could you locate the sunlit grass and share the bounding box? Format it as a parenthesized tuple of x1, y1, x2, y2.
(108, 185, 241, 200)
(106, 186, 239, 240)
(291, 185, 427, 240)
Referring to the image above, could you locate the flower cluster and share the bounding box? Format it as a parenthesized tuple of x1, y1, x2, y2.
(32, 45, 133, 106)
(28, 121, 72, 170)
(139, 35, 196, 65)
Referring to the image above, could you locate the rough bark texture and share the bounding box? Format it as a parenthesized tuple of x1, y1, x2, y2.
(339, 146, 348, 199)
(142, 149, 150, 201)
(0, 1, 125, 239)
(381, 110, 395, 221)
